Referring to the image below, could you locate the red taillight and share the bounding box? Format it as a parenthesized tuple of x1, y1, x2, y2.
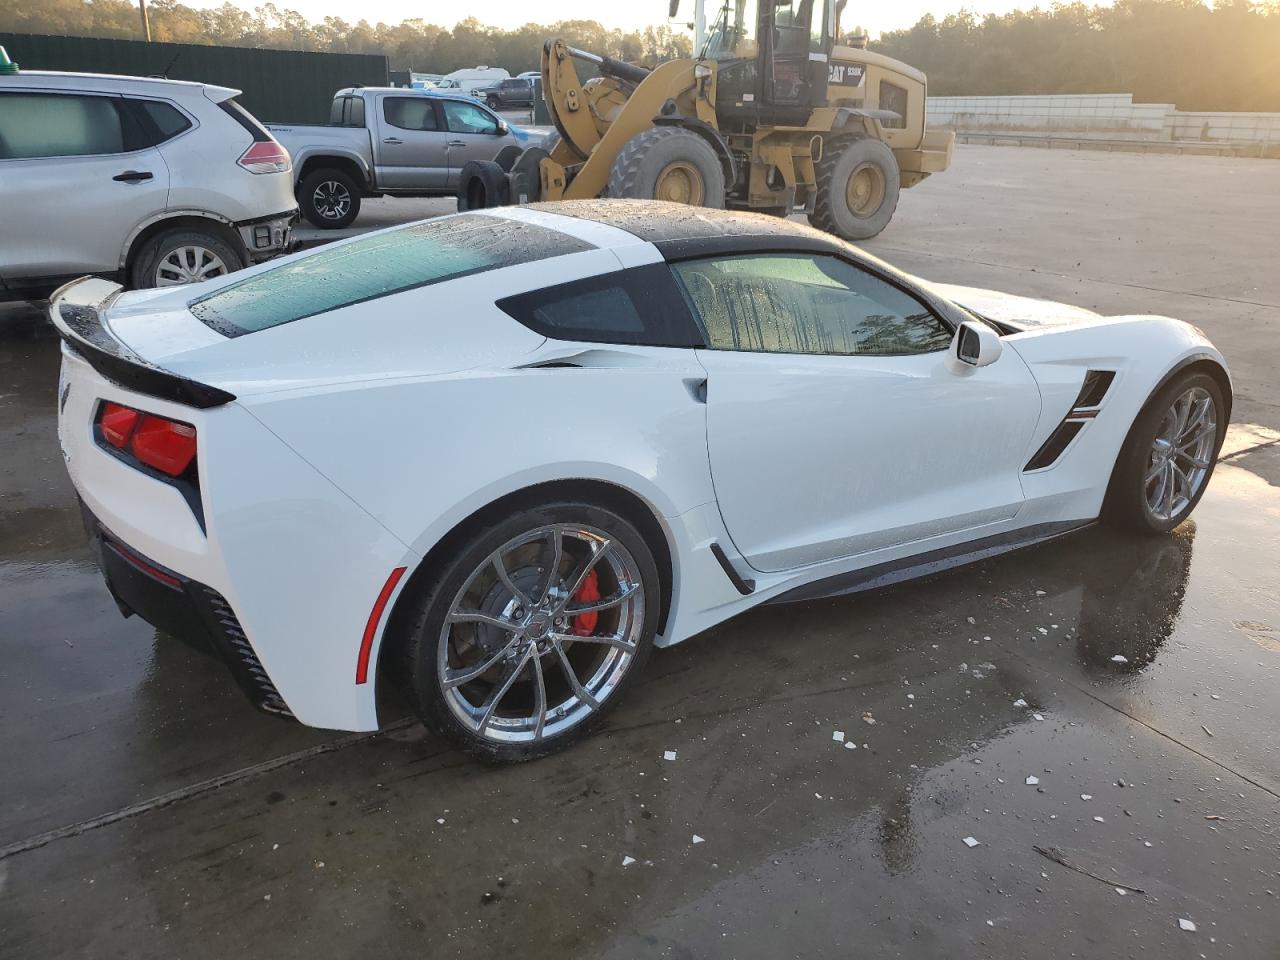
(131, 415, 197, 476)
(96, 402, 197, 477)
(237, 140, 290, 174)
(99, 402, 139, 448)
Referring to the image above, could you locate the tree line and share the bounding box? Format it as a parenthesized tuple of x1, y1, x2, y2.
(874, 0, 1280, 112)
(4, 0, 1279, 111)
(1, 1, 693, 72)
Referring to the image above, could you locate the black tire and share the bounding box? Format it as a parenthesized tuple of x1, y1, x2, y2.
(457, 160, 510, 211)
(129, 227, 245, 290)
(298, 167, 361, 229)
(1103, 371, 1226, 535)
(809, 135, 900, 241)
(486, 95, 501, 109)
(608, 127, 725, 208)
(398, 500, 661, 763)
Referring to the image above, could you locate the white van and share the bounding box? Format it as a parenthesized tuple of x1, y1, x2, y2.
(441, 66, 510, 94)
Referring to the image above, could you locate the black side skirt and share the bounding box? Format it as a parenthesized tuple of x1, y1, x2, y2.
(767, 520, 1093, 605)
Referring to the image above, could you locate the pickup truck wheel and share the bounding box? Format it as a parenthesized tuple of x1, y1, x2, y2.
(299, 168, 361, 229)
(129, 228, 245, 290)
(486, 95, 501, 109)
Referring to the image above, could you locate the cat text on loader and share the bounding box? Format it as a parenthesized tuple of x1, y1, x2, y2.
(458, 0, 954, 240)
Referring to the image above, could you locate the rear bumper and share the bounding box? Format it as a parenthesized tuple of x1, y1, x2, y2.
(234, 208, 299, 263)
(81, 501, 293, 719)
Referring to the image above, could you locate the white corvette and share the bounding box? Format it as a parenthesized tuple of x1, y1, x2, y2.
(52, 201, 1230, 760)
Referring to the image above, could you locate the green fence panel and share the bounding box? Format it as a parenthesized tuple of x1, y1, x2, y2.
(0, 32, 387, 123)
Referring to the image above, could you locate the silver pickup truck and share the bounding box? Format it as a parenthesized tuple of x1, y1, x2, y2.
(268, 87, 543, 228)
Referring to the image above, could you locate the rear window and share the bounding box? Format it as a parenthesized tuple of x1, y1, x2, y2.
(188, 215, 593, 337)
(219, 98, 271, 142)
(496, 265, 702, 347)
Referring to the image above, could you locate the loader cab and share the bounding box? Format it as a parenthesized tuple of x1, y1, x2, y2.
(695, 0, 833, 126)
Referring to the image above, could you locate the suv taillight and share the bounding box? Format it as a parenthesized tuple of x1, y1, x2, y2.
(97, 401, 197, 477)
(238, 140, 291, 174)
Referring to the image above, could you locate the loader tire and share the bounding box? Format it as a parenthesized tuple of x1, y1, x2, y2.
(457, 160, 509, 212)
(608, 127, 725, 208)
(809, 135, 900, 241)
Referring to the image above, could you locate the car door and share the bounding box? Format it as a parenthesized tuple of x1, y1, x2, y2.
(675, 252, 1042, 573)
(371, 94, 449, 190)
(0, 89, 171, 282)
(439, 99, 510, 188)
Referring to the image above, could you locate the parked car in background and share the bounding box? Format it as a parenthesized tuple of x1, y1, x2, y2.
(473, 77, 535, 109)
(0, 70, 296, 300)
(269, 88, 547, 228)
(440, 66, 510, 94)
(516, 70, 540, 80)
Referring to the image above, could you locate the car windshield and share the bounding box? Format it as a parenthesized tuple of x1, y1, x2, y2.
(188, 215, 592, 337)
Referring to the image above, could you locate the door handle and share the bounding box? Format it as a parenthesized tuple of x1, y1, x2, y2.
(381, 137, 403, 144)
(112, 170, 153, 183)
(446, 140, 466, 147)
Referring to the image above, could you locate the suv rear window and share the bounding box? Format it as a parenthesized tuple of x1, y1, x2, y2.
(188, 215, 593, 337)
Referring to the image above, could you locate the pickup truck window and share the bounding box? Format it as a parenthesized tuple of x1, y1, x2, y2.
(443, 101, 498, 135)
(188, 214, 593, 336)
(383, 97, 439, 132)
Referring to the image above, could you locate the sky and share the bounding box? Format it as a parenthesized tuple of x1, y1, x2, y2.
(176, 0, 1034, 37)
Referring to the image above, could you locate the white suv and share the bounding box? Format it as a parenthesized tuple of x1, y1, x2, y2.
(0, 70, 298, 300)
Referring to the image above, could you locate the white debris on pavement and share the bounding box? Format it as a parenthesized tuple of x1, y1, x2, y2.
(1026, 776, 1040, 785)
(962, 837, 980, 848)
(1111, 655, 1129, 663)
(1013, 698, 1028, 708)
(437, 818, 446, 824)
(844, 741, 857, 750)
(663, 750, 677, 761)
(832, 730, 845, 742)
(1033, 713, 1045, 721)
(1178, 918, 1197, 932)
(622, 855, 636, 867)
(1093, 816, 1106, 823)
(692, 835, 705, 844)
(1081, 794, 1093, 801)
(862, 712, 876, 725)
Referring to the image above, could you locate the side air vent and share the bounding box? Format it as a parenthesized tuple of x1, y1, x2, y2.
(1074, 369, 1115, 408)
(1024, 370, 1116, 471)
(1024, 421, 1084, 471)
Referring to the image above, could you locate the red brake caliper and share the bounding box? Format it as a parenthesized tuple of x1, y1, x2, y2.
(570, 569, 600, 637)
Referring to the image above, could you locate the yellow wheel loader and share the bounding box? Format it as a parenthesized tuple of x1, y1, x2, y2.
(460, 0, 954, 240)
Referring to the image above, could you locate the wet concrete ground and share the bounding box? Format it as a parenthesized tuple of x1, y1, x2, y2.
(2, 146, 1279, 957)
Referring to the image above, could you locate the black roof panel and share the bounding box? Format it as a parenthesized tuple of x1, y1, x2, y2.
(528, 199, 850, 258)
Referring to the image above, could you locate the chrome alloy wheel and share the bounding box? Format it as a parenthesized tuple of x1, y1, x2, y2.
(154, 246, 230, 286)
(312, 179, 352, 221)
(1145, 385, 1217, 521)
(438, 524, 644, 744)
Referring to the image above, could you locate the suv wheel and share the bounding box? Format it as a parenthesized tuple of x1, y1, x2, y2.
(486, 95, 501, 109)
(299, 168, 362, 229)
(130, 228, 246, 289)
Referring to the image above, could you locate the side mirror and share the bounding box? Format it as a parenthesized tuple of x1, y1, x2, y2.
(496, 119, 509, 134)
(950, 320, 1002, 370)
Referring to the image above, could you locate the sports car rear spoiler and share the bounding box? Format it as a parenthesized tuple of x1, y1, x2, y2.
(48, 277, 236, 409)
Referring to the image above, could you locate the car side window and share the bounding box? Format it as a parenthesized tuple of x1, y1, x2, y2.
(672, 253, 952, 356)
(131, 99, 193, 144)
(383, 97, 438, 132)
(0, 92, 126, 159)
(443, 100, 498, 135)
(495, 265, 703, 348)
